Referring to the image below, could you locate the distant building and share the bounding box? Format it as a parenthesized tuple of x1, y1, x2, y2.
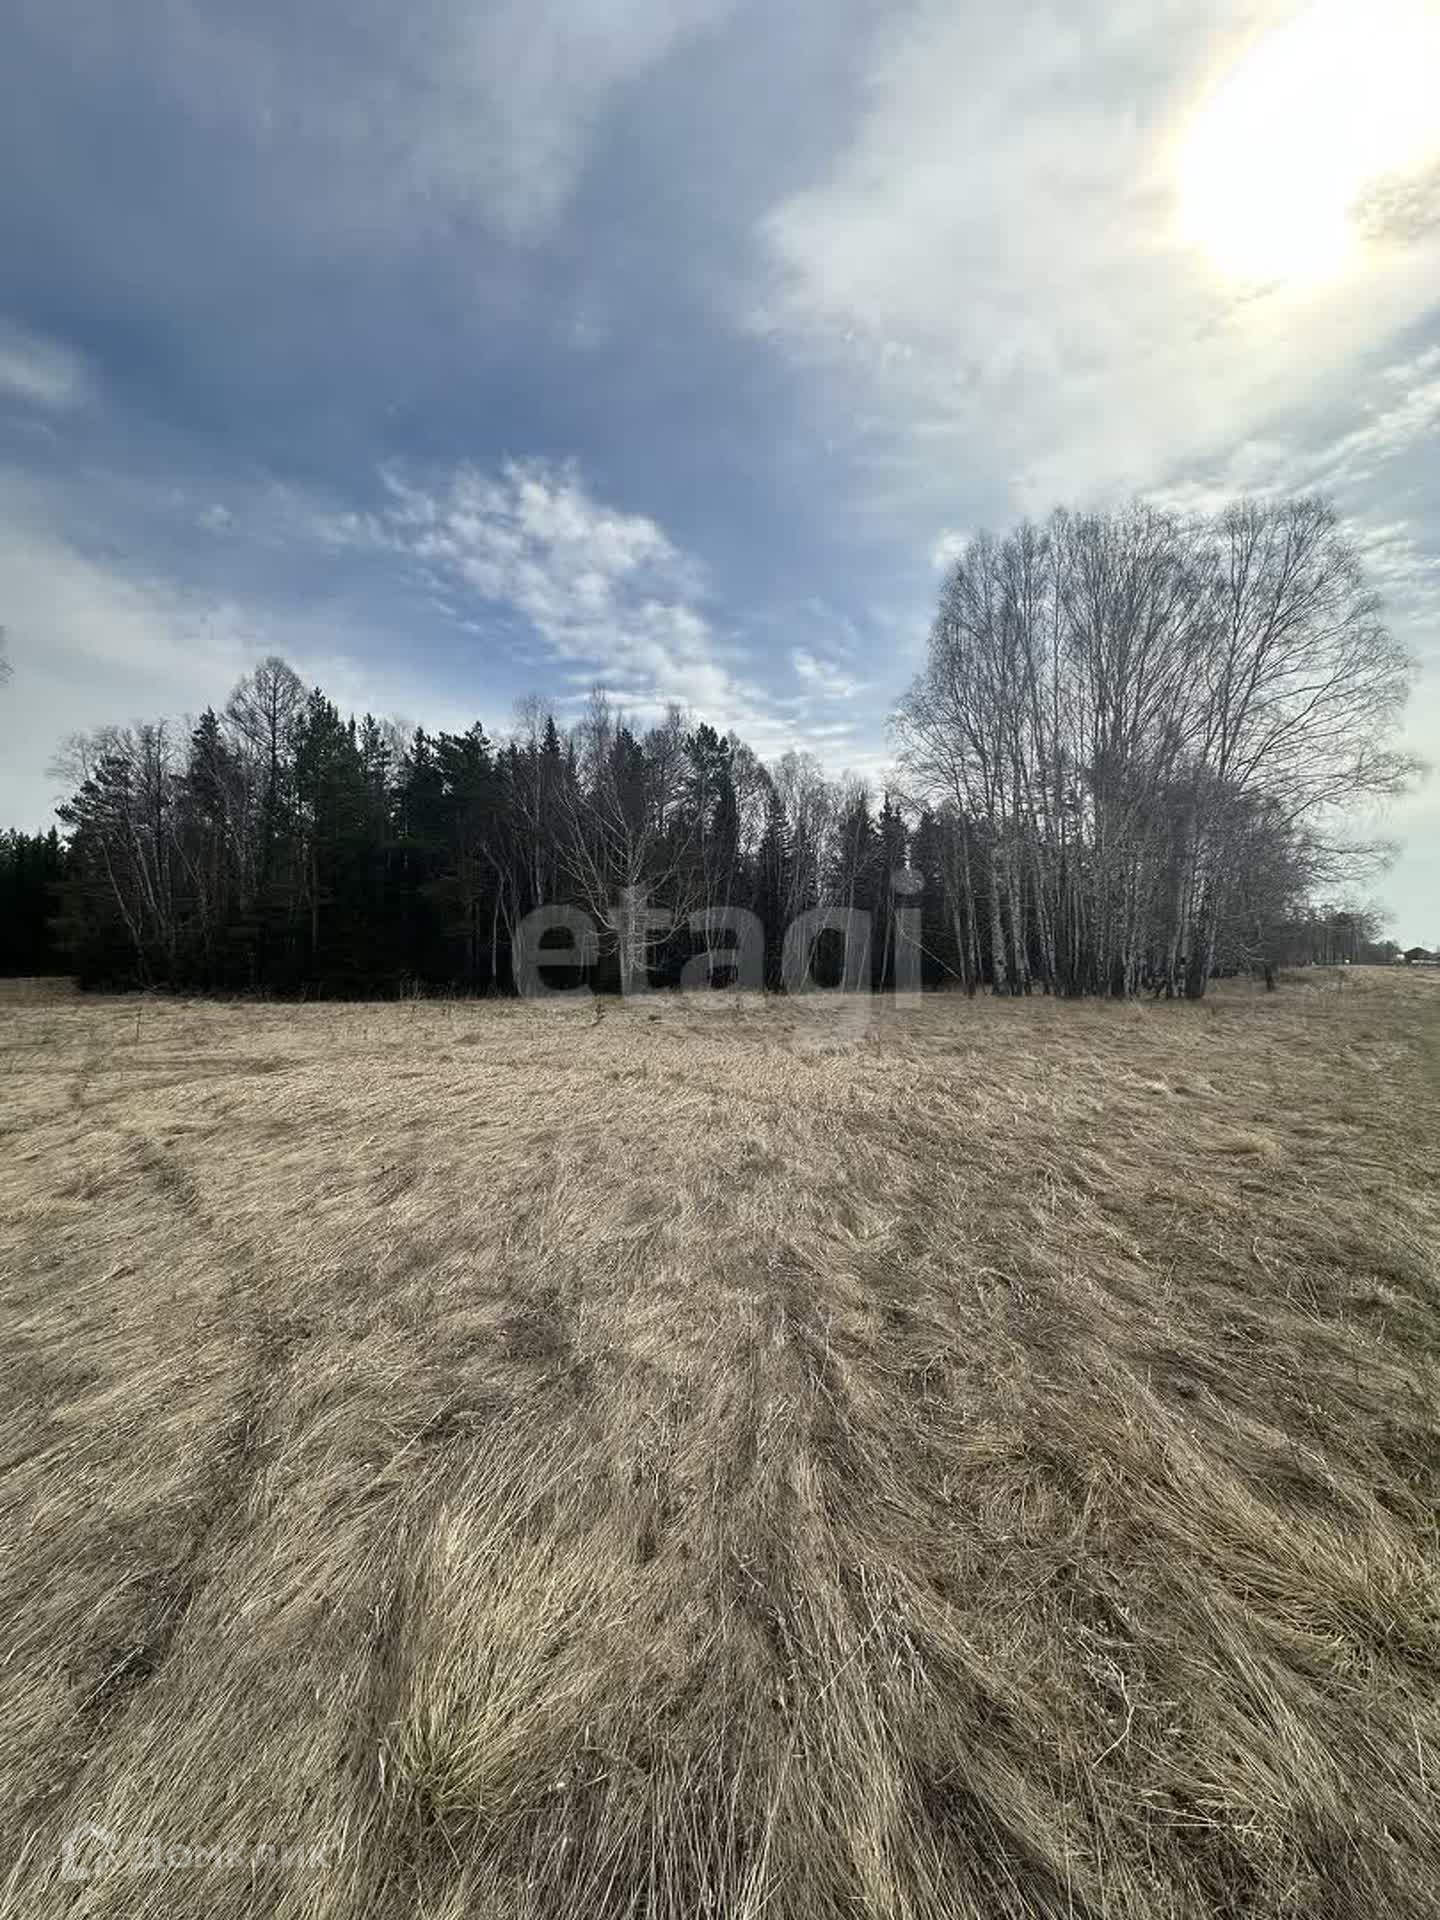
(1402, 946, 1435, 966)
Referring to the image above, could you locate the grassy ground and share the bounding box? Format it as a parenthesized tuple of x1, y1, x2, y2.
(2, 969, 1439, 1919)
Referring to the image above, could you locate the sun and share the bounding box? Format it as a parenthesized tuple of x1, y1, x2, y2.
(1177, 0, 1440, 284)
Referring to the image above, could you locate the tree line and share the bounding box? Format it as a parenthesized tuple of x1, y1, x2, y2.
(0, 495, 1417, 998)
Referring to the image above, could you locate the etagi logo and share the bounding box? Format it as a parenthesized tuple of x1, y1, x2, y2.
(512, 875, 928, 1033)
(58, 1822, 333, 1881)
(59, 1822, 119, 1883)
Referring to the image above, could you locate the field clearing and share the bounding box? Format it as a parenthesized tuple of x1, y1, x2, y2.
(2, 971, 1439, 1918)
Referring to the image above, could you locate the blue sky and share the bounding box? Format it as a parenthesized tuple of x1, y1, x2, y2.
(1, 0, 1437, 940)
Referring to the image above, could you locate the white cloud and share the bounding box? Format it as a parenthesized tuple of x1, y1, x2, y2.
(89, 0, 736, 243)
(0, 518, 254, 829)
(0, 448, 880, 831)
(1360, 520, 1440, 628)
(791, 649, 866, 700)
(376, 458, 852, 757)
(929, 528, 969, 572)
(1306, 346, 1440, 491)
(1142, 348, 1440, 526)
(0, 473, 489, 831)
(754, 0, 1440, 518)
(0, 319, 91, 411)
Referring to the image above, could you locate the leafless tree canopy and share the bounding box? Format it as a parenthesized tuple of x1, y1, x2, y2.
(894, 497, 1418, 997)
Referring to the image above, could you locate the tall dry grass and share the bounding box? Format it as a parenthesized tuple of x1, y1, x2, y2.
(2, 969, 1438, 1917)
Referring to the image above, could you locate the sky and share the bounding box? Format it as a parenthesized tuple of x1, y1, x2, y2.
(0, 0, 1437, 942)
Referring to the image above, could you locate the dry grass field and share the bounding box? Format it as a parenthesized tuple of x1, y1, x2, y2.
(3, 969, 1439, 1919)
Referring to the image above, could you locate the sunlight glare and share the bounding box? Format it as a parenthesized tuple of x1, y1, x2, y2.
(1177, 0, 1440, 283)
